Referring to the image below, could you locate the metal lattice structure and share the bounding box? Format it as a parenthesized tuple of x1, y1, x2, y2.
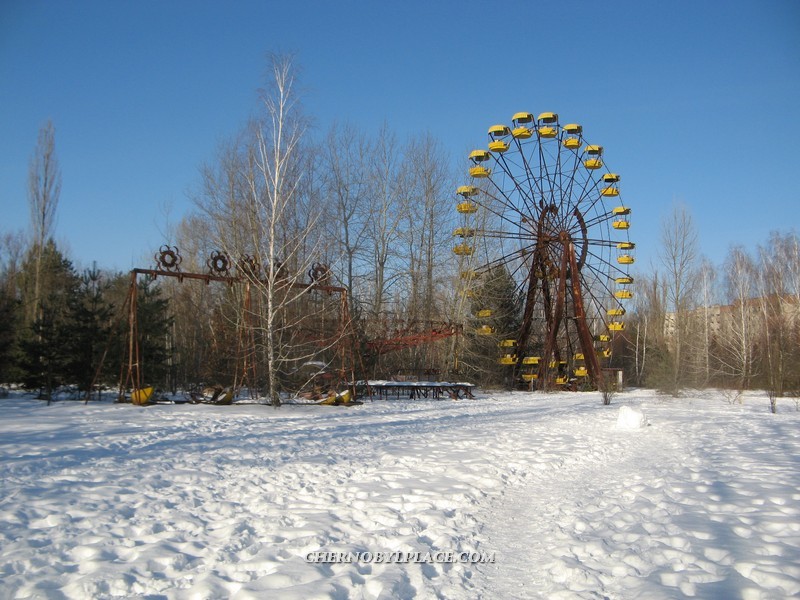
(115, 246, 355, 404)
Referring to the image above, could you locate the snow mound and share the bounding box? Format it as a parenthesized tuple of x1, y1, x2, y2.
(616, 405, 648, 429)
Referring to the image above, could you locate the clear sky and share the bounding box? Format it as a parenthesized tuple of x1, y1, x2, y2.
(1, 0, 799, 273)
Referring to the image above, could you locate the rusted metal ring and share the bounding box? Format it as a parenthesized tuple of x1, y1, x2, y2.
(156, 245, 182, 271)
(273, 260, 288, 281)
(237, 255, 261, 279)
(207, 251, 230, 275)
(308, 262, 330, 283)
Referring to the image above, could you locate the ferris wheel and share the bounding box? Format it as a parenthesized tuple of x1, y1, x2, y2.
(454, 111, 634, 389)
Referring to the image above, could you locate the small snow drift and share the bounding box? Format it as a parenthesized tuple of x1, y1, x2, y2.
(616, 405, 648, 429)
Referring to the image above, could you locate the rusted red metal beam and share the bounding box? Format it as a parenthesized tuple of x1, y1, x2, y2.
(133, 268, 347, 293)
(537, 236, 570, 388)
(366, 323, 462, 355)
(567, 241, 604, 389)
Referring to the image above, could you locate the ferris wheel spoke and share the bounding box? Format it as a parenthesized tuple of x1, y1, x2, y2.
(556, 145, 581, 230)
(493, 152, 539, 217)
(581, 237, 619, 248)
(536, 138, 556, 210)
(477, 187, 537, 233)
(581, 250, 632, 293)
(578, 209, 622, 232)
(479, 229, 535, 242)
(578, 182, 620, 225)
(559, 144, 585, 211)
(513, 137, 547, 207)
(475, 247, 533, 278)
(580, 262, 618, 302)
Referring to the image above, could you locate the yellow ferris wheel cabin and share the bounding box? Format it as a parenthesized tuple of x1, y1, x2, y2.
(584, 145, 604, 169)
(562, 123, 583, 149)
(537, 112, 558, 138)
(511, 112, 534, 138)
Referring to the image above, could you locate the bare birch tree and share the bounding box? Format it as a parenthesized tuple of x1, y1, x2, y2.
(689, 256, 718, 386)
(191, 55, 342, 404)
(780, 231, 800, 302)
(659, 203, 699, 391)
(320, 122, 372, 315)
(405, 133, 452, 323)
(27, 120, 62, 324)
(627, 269, 668, 386)
(756, 232, 800, 403)
(719, 245, 758, 389)
(366, 124, 405, 320)
(776, 232, 800, 393)
(247, 55, 314, 405)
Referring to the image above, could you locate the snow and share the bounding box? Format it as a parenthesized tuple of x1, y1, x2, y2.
(1, 389, 799, 599)
(616, 405, 648, 429)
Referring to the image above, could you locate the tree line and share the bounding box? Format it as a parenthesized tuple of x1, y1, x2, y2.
(0, 56, 460, 402)
(2, 55, 798, 403)
(620, 205, 800, 406)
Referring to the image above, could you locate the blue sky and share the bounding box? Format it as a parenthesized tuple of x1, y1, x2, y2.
(1, 0, 798, 273)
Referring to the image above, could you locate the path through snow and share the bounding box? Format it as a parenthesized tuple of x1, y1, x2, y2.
(477, 393, 800, 599)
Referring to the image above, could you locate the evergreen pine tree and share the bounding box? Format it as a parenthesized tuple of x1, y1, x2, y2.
(135, 276, 173, 390)
(63, 265, 114, 395)
(0, 287, 21, 383)
(463, 265, 522, 386)
(16, 241, 79, 400)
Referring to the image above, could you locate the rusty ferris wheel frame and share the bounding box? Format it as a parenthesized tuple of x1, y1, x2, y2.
(115, 245, 357, 403)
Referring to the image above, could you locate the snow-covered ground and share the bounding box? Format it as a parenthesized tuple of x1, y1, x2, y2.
(1, 389, 799, 599)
